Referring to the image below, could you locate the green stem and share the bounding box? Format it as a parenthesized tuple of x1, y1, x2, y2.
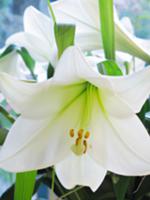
(99, 0, 115, 60)
(59, 186, 83, 199)
(74, 192, 82, 200)
(48, 0, 56, 24)
(50, 168, 55, 200)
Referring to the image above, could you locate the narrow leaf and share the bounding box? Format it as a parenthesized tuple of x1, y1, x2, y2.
(17, 47, 36, 79)
(113, 176, 131, 200)
(14, 171, 37, 200)
(0, 105, 15, 124)
(0, 45, 16, 59)
(0, 128, 8, 145)
(54, 23, 76, 58)
(99, 0, 115, 60)
(47, 63, 55, 79)
(97, 60, 123, 76)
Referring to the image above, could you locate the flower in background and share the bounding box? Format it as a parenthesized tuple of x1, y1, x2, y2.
(6, 6, 57, 66)
(0, 47, 149, 191)
(91, 49, 146, 75)
(52, 0, 150, 63)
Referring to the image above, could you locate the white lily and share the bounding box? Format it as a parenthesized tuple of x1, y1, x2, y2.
(0, 47, 150, 191)
(91, 49, 146, 74)
(52, 0, 150, 63)
(6, 6, 57, 65)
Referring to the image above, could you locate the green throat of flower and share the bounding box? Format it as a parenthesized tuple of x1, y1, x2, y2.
(68, 83, 98, 156)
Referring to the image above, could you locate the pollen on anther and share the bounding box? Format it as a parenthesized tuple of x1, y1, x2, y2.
(78, 129, 84, 138)
(69, 129, 74, 137)
(84, 131, 90, 139)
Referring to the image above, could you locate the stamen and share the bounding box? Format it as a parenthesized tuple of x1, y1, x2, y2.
(76, 138, 81, 145)
(78, 129, 84, 138)
(69, 129, 90, 156)
(69, 129, 74, 138)
(83, 140, 87, 154)
(84, 131, 90, 139)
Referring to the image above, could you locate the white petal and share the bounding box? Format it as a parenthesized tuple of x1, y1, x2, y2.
(76, 31, 101, 51)
(90, 97, 150, 176)
(99, 89, 134, 118)
(0, 90, 85, 172)
(24, 6, 55, 46)
(115, 20, 150, 63)
(120, 17, 134, 35)
(54, 46, 114, 91)
(6, 32, 52, 62)
(136, 37, 150, 52)
(106, 115, 150, 175)
(52, 0, 99, 29)
(0, 52, 20, 76)
(55, 153, 106, 192)
(106, 67, 150, 113)
(0, 72, 86, 119)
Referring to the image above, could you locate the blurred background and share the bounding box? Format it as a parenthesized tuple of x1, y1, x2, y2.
(0, 0, 150, 47)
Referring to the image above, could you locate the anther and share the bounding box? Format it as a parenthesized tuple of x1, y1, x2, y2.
(83, 140, 87, 154)
(76, 138, 81, 145)
(84, 131, 90, 139)
(69, 129, 74, 138)
(78, 129, 84, 138)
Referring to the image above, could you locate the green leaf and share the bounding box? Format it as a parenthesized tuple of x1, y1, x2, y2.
(97, 60, 123, 76)
(47, 63, 55, 79)
(14, 171, 37, 200)
(0, 128, 8, 145)
(0, 105, 15, 124)
(0, 45, 36, 79)
(113, 176, 131, 200)
(138, 99, 150, 126)
(17, 47, 36, 80)
(0, 45, 17, 59)
(54, 23, 76, 58)
(99, 0, 115, 60)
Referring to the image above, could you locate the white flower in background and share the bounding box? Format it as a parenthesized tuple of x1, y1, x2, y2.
(6, 6, 57, 66)
(120, 17, 135, 35)
(0, 47, 150, 191)
(0, 48, 47, 83)
(6, 3, 150, 68)
(52, 0, 150, 63)
(91, 49, 146, 74)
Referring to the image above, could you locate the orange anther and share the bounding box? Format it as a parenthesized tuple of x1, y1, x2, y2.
(84, 131, 90, 139)
(69, 129, 74, 137)
(78, 129, 84, 138)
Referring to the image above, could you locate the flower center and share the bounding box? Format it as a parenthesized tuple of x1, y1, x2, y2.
(69, 129, 90, 156)
(68, 83, 97, 156)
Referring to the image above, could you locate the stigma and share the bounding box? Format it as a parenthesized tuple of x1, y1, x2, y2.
(69, 129, 90, 156)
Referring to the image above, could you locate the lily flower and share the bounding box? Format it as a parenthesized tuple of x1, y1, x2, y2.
(6, 6, 57, 65)
(91, 49, 146, 74)
(52, 0, 150, 63)
(0, 47, 150, 191)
